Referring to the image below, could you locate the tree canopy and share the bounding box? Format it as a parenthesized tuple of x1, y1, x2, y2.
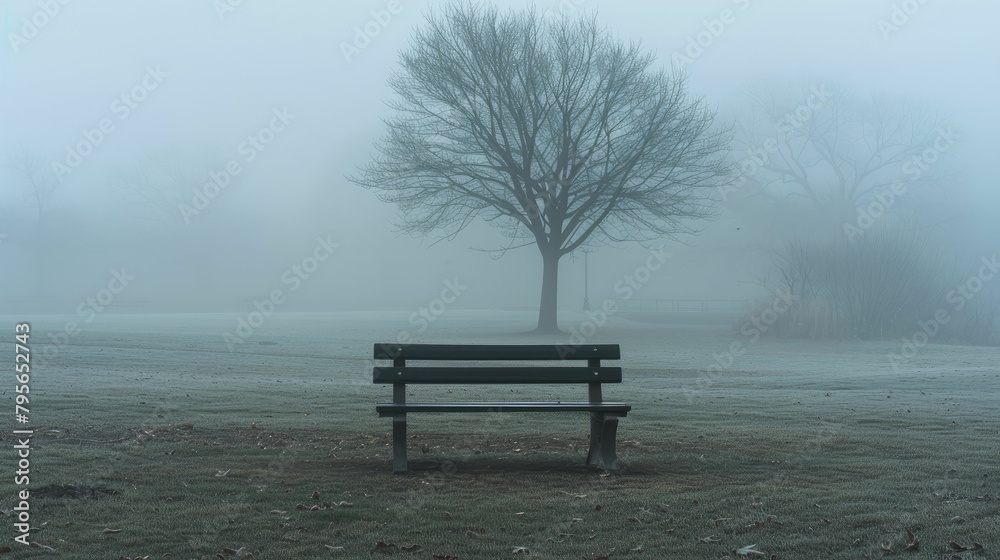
(352, 4, 732, 331)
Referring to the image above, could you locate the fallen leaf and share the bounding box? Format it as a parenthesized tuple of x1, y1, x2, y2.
(628, 516, 640, 523)
(512, 546, 529, 554)
(904, 529, 918, 551)
(595, 504, 603, 511)
(948, 541, 967, 552)
(311, 491, 320, 500)
(699, 535, 722, 544)
(400, 543, 423, 552)
(375, 540, 397, 550)
(735, 544, 766, 557)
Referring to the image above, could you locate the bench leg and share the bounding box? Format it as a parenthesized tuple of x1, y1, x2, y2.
(587, 412, 604, 467)
(600, 416, 621, 472)
(392, 414, 408, 473)
(586, 413, 623, 471)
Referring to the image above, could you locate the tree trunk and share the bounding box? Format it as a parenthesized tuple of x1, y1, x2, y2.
(535, 248, 561, 333)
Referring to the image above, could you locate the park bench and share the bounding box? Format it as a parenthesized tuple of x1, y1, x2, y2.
(372, 343, 630, 473)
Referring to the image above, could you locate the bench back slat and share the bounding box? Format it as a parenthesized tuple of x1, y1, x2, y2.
(373, 366, 622, 384)
(373, 343, 620, 361)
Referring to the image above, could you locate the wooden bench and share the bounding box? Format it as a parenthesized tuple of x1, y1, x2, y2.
(372, 343, 630, 473)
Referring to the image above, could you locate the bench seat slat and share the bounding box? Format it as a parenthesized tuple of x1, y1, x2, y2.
(373, 367, 622, 383)
(376, 402, 631, 414)
(373, 343, 620, 361)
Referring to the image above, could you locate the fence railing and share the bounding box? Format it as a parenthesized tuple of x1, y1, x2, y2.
(616, 298, 752, 315)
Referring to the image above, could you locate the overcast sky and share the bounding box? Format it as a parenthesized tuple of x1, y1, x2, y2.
(1, 0, 997, 314)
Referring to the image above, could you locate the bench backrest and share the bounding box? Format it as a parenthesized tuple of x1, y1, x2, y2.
(372, 343, 623, 401)
(373, 343, 619, 362)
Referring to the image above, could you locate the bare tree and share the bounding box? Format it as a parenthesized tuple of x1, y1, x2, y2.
(748, 226, 955, 341)
(352, 4, 732, 332)
(115, 152, 210, 228)
(731, 84, 955, 238)
(3, 144, 62, 298)
(6, 143, 59, 224)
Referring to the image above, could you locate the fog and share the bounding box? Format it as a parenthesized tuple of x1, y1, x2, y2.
(2, 0, 998, 318)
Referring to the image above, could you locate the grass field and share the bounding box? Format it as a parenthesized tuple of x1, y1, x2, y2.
(1, 310, 997, 559)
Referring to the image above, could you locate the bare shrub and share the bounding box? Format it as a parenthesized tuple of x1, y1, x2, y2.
(742, 226, 956, 341)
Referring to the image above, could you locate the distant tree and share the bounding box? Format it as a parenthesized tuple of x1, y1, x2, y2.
(352, 3, 732, 332)
(3, 144, 62, 297)
(729, 84, 955, 242)
(729, 84, 970, 343)
(755, 226, 953, 341)
(115, 152, 218, 228)
(6, 143, 59, 226)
